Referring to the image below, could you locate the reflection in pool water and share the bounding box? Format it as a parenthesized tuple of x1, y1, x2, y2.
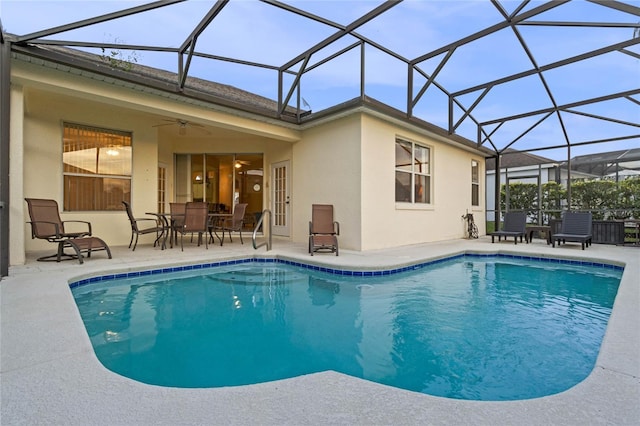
(71, 255, 622, 401)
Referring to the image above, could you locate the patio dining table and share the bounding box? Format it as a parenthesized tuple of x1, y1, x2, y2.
(146, 212, 232, 249)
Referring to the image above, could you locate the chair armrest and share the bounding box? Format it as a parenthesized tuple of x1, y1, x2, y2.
(62, 220, 92, 235)
(135, 217, 160, 225)
(27, 220, 62, 238)
(334, 221, 340, 235)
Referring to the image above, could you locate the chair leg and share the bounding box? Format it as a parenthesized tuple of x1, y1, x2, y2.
(57, 241, 65, 262)
(128, 232, 134, 249)
(64, 240, 84, 264)
(132, 233, 139, 251)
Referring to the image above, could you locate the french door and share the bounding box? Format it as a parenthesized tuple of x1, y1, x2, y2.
(271, 160, 290, 236)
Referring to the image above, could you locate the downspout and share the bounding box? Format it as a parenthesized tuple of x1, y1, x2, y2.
(0, 33, 10, 277)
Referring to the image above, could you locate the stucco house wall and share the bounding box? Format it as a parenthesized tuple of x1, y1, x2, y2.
(9, 51, 487, 265)
(291, 114, 363, 251)
(360, 114, 485, 249)
(18, 89, 160, 257)
(291, 112, 486, 252)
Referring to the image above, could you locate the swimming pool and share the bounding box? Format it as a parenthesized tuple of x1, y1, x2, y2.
(71, 254, 622, 401)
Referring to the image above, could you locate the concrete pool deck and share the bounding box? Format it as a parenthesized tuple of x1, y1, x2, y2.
(1, 237, 639, 425)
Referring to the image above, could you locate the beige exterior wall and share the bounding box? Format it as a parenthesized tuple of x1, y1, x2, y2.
(9, 84, 26, 265)
(290, 113, 485, 251)
(19, 89, 160, 254)
(291, 114, 363, 250)
(9, 56, 486, 264)
(361, 114, 485, 249)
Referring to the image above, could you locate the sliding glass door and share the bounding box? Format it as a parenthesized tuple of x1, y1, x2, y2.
(174, 154, 263, 224)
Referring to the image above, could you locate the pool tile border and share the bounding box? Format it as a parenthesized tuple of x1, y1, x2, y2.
(68, 253, 624, 289)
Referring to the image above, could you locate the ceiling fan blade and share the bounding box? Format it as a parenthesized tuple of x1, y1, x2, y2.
(152, 122, 176, 128)
(191, 126, 211, 135)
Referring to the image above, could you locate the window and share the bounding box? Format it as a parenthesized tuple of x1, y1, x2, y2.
(63, 123, 132, 211)
(395, 138, 430, 204)
(471, 160, 479, 206)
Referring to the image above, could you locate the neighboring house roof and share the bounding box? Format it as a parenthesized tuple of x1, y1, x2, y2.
(563, 148, 640, 176)
(486, 147, 640, 179)
(485, 149, 558, 171)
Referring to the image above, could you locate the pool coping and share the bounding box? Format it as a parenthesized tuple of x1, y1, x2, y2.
(2, 239, 639, 425)
(68, 252, 625, 288)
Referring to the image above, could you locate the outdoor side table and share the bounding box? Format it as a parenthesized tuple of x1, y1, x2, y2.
(526, 226, 551, 245)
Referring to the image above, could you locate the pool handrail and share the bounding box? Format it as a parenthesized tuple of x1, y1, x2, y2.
(252, 209, 272, 251)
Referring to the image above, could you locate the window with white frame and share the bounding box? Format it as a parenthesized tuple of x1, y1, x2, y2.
(63, 122, 132, 211)
(471, 159, 479, 206)
(395, 138, 431, 204)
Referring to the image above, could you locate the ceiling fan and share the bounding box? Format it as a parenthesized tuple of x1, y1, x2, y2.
(234, 159, 253, 169)
(152, 119, 210, 136)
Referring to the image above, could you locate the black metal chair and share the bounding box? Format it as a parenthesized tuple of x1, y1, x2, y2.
(490, 212, 527, 244)
(552, 211, 593, 250)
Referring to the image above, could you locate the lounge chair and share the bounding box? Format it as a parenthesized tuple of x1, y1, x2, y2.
(552, 211, 593, 250)
(309, 204, 340, 256)
(25, 198, 112, 264)
(122, 201, 165, 251)
(490, 211, 527, 244)
(177, 202, 209, 251)
(213, 203, 248, 246)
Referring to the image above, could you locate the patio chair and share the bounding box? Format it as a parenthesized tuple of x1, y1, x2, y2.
(309, 204, 340, 256)
(25, 198, 111, 264)
(177, 202, 209, 251)
(169, 202, 186, 247)
(490, 211, 527, 244)
(552, 211, 593, 250)
(213, 203, 248, 246)
(122, 201, 165, 251)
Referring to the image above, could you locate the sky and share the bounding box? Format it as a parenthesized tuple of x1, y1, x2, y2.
(1, 0, 638, 161)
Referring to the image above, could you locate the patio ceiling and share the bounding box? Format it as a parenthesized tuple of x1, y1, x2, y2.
(1, 0, 639, 159)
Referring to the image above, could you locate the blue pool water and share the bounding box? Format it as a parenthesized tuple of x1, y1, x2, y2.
(71, 255, 622, 401)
